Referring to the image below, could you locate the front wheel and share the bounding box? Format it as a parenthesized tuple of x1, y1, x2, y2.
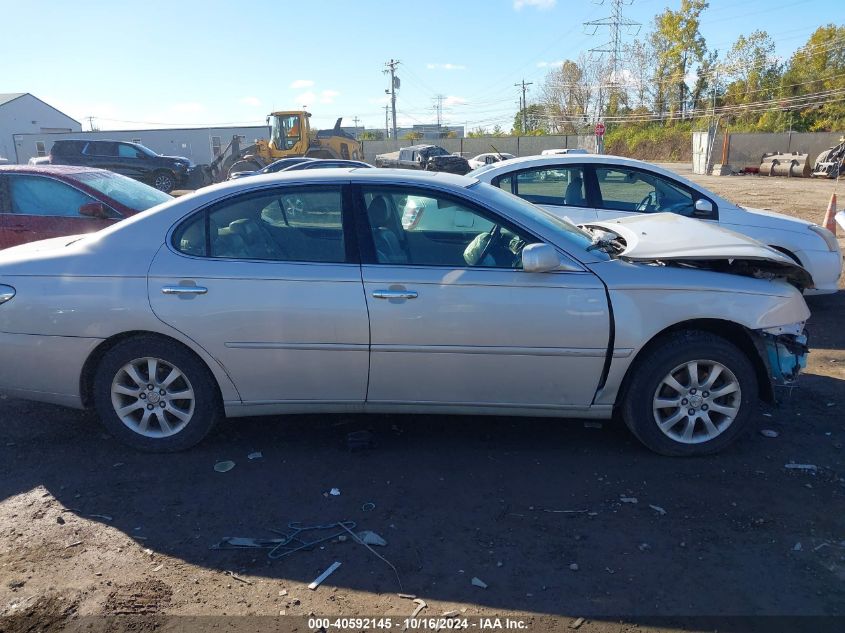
(93, 336, 222, 451)
(152, 170, 176, 193)
(621, 331, 758, 456)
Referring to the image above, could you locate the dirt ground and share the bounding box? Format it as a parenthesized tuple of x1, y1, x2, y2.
(1, 167, 844, 632)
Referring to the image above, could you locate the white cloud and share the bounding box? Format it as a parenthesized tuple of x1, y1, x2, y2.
(170, 102, 205, 114)
(320, 89, 340, 104)
(514, 0, 556, 10)
(537, 60, 566, 68)
(295, 91, 316, 106)
(444, 95, 467, 107)
(240, 96, 262, 107)
(289, 79, 315, 89)
(426, 63, 467, 71)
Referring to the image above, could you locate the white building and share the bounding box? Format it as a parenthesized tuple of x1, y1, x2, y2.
(0, 93, 81, 163)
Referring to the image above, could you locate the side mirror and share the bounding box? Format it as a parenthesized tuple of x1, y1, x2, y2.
(79, 201, 110, 219)
(694, 199, 714, 216)
(522, 243, 562, 273)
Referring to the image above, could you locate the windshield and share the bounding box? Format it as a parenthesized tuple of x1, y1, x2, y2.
(75, 172, 173, 211)
(134, 143, 158, 157)
(470, 181, 604, 258)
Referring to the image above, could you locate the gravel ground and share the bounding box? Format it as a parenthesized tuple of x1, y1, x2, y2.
(1, 166, 843, 633)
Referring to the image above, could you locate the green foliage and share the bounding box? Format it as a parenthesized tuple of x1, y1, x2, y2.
(359, 130, 384, 141)
(512, 104, 549, 135)
(402, 131, 423, 141)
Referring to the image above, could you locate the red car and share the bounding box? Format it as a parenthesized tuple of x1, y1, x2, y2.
(0, 165, 172, 249)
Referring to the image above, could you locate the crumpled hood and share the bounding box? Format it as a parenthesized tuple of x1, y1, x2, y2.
(581, 212, 814, 289)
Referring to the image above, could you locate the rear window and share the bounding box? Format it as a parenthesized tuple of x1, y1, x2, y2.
(74, 172, 172, 211)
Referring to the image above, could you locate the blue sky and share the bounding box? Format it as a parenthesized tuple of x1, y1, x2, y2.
(3, 0, 842, 132)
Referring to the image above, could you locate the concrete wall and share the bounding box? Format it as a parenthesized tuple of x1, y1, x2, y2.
(0, 94, 81, 163)
(706, 131, 843, 172)
(13, 125, 269, 165)
(360, 134, 595, 163)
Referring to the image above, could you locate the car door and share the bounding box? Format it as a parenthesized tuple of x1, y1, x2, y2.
(591, 165, 717, 222)
(115, 143, 148, 179)
(356, 184, 610, 410)
(0, 174, 117, 248)
(147, 183, 370, 405)
(493, 164, 599, 224)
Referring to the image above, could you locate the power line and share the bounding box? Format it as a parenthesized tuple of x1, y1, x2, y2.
(584, 0, 641, 87)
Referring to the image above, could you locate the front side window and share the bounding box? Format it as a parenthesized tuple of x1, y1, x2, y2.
(363, 187, 536, 269)
(514, 166, 587, 207)
(173, 186, 346, 263)
(596, 167, 695, 216)
(8, 175, 97, 216)
(118, 144, 143, 159)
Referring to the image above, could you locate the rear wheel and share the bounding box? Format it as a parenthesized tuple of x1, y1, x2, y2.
(93, 336, 222, 451)
(621, 331, 758, 456)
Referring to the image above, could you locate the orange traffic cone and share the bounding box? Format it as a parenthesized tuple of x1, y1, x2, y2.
(823, 192, 837, 236)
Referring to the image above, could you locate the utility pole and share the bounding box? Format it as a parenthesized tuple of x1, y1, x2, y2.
(584, 0, 641, 119)
(433, 94, 444, 136)
(514, 80, 533, 132)
(352, 115, 361, 139)
(384, 59, 400, 142)
(85, 116, 99, 132)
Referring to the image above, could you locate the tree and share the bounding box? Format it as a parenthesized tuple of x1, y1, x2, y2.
(650, 0, 709, 118)
(512, 104, 549, 135)
(720, 31, 780, 127)
(540, 55, 603, 132)
(359, 130, 384, 141)
(402, 131, 423, 141)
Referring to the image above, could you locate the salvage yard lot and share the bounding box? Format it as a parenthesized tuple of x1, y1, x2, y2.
(1, 167, 844, 632)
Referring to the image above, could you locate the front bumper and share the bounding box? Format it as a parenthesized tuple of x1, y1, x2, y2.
(755, 325, 809, 388)
(798, 248, 841, 295)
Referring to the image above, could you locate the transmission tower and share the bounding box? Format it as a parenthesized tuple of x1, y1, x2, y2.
(432, 94, 444, 134)
(583, 0, 641, 107)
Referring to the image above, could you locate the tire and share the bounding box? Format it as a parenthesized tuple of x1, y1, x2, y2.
(621, 331, 758, 456)
(92, 336, 222, 451)
(152, 170, 176, 193)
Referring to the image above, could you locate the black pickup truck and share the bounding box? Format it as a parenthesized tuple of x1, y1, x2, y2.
(375, 144, 470, 175)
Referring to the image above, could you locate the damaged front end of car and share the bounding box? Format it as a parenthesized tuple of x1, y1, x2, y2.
(754, 323, 809, 388)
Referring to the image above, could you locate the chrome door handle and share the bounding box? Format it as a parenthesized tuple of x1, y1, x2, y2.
(372, 289, 418, 300)
(161, 285, 208, 295)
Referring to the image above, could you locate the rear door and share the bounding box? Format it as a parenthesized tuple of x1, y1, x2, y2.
(148, 183, 370, 405)
(0, 174, 116, 248)
(493, 164, 599, 224)
(114, 143, 150, 179)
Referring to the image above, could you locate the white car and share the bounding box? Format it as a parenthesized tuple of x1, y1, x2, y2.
(540, 148, 589, 156)
(467, 152, 516, 170)
(470, 155, 842, 294)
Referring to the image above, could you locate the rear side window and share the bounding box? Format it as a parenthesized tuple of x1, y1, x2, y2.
(8, 175, 97, 216)
(513, 166, 587, 207)
(84, 142, 117, 157)
(173, 186, 346, 263)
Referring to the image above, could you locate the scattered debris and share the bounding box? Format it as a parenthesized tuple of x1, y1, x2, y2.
(279, 589, 288, 596)
(357, 530, 387, 547)
(329, 488, 341, 496)
(442, 610, 460, 618)
(471, 577, 488, 589)
(361, 502, 376, 512)
(410, 598, 427, 618)
(225, 571, 254, 585)
(569, 617, 586, 629)
(113, 462, 125, 468)
(793, 542, 803, 551)
(308, 561, 341, 590)
(760, 429, 780, 438)
(56, 516, 65, 525)
(605, 567, 615, 574)
(338, 535, 348, 543)
(497, 561, 503, 567)
(541, 508, 589, 514)
(247, 451, 263, 460)
(88, 514, 113, 522)
(620, 497, 638, 504)
(762, 413, 773, 417)
(784, 463, 818, 472)
(64, 541, 83, 549)
(569, 563, 579, 571)
(638, 543, 651, 551)
(214, 461, 235, 473)
(339, 523, 403, 592)
(398, 593, 416, 600)
(649, 505, 667, 515)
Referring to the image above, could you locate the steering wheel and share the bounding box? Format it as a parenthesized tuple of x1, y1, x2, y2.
(636, 191, 657, 212)
(475, 225, 502, 266)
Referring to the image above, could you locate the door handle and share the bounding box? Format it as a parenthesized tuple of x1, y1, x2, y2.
(372, 289, 418, 300)
(161, 285, 208, 295)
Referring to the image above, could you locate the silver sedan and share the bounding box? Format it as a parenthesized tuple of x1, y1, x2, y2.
(0, 169, 810, 455)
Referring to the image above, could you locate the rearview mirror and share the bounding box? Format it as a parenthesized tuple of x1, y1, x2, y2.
(694, 199, 714, 216)
(78, 202, 110, 219)
(522, 243, 562, 273)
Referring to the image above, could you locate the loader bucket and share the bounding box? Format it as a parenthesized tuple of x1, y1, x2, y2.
(759, 152, 811, 178)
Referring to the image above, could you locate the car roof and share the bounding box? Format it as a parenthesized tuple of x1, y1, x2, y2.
(0, 164, 118, 177)
(474, 153, 690, 176)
